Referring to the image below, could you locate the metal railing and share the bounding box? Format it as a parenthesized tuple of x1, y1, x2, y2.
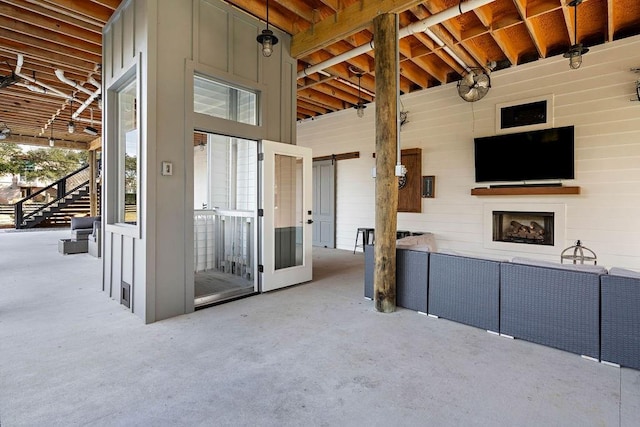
(14, 164, 90, 228)
(194, 209, 255, 281)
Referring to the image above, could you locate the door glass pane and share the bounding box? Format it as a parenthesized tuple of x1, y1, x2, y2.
(274, 154, 303, 270)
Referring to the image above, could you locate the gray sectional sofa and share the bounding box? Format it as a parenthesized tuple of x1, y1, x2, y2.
(600, 268, 640, 370)
(501, 259, 605, 360)
(364, 247, 640, 370)
(429, 253, 501, 333)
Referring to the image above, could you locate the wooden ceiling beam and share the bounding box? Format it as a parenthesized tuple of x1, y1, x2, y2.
(412, 32, 466, 76)
(317, 0, 339, 13)
(399, 58, 431, 88)
(297, 105, 319, 117)
(298, 88, 346, 110)
(526, 0, 561, 19)
(272, 0, 316, 24)
(310, 82, 361, 105)
(0, 16, 102, 56)
(473, 7, 519, 66)
(292, 0, 426, 58)
(0, 3, 102, 46)
(41, 0, 114, 23)
(87, 136, 102, 151)
(296, 95, 339, 113)
(297, 99, 330, 115)
(2, 0, 102, 33)
(0, 28, 102, 63)
(89, 0, 121, 10)
(0, 42, 98, 73)
(297, 74, 338, 90)
(512, 0, 545, 58)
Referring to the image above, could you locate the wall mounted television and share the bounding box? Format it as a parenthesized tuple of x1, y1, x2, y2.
(474, 126, 574, 183)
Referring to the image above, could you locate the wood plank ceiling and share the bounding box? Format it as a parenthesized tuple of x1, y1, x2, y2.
(0, 0, 639, 150)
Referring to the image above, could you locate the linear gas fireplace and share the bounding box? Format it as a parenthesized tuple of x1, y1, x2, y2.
(493, 211, 554, 246)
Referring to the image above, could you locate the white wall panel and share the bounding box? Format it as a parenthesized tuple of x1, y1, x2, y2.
(298, 35, 640, 268)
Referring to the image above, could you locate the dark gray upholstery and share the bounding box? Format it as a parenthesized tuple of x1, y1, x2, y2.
(363, 246, 428, 312)
(364, 245, 374, 299)
(500, 262, 601, 359)
(428, 253, 500, 332)
(71, 215, 101, 240)
(396, 249, 428, 312)
(601, 273, 640, 369)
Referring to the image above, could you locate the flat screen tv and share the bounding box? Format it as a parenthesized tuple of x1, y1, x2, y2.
(474, 126, 574, 183)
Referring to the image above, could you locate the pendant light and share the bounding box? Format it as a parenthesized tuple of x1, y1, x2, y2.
(48, 120, 55, 147)
(67, 96, 75, 134)
(563, 0, 589, 70)
(84, 107, 98, 136)
(256, 0, 278, 57)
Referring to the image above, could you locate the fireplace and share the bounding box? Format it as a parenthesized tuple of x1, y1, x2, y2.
(493, 211, 554, 246)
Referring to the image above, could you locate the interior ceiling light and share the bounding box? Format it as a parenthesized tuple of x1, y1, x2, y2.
(256, 0, 278, 57)
(563, 0, 589, 70)
(351, 68, 366, 118)
(84, 107, 98, 136)
(48, 121, 55, 147)
(67, 96, 75, 134)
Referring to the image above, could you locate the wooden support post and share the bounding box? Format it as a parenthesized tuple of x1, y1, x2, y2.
(373, 13, 399, 313)
(89, 149, 97, 216)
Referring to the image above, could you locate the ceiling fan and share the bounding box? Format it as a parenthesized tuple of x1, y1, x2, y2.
(457, 68, 491, 102)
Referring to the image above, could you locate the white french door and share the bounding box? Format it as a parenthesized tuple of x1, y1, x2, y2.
(260, 140, 313, 291)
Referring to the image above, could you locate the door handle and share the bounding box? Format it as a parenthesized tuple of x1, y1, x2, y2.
(307, 219, 314, 224)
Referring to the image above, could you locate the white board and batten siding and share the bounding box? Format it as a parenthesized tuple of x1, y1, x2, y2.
(102, 0, 296, 323)
(298, 35, 640, 269)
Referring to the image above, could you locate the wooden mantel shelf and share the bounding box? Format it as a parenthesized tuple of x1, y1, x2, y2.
(470, 186, 581, 196)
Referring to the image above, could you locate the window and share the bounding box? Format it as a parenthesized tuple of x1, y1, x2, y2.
(117, 78, 137, 224)
(194, 75, 257, 125)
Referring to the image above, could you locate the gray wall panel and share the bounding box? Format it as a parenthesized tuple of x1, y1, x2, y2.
(232, 16, 259, 82)
(198, 0, 228, 71)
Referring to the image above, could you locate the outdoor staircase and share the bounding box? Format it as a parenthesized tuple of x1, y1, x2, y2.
(14, 164, 100, 229)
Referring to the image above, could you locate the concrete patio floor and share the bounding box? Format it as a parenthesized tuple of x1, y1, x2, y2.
(1, 229, 639, 426)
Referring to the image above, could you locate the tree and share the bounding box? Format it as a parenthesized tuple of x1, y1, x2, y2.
(23, 148, 88, 182)
(0, 144, 88, 182)
(0, 143, 24, 176)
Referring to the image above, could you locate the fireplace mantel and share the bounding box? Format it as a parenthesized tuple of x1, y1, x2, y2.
(471, 186, 580, 196)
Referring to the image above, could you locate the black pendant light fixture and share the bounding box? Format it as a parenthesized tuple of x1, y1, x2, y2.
(563, 0, 589, 70)
(67, 96, 75, 134)
(48, 120, 55, 147)
(354, 71, 366, 118)
(256, 0, 278, 57)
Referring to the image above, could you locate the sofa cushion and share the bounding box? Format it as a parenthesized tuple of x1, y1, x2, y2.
(396, 233, 436, 252)
(71, 215, 101, 230)
(608, 267, 640, 279)
(511, 257, 608, 275)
